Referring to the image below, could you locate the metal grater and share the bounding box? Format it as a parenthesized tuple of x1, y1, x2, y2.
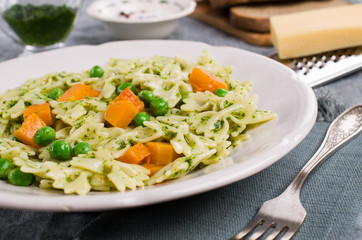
(270, 46, 362, 87)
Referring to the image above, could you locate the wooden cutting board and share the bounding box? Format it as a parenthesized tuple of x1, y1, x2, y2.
(191, 1, 272, 46)
(191, 0, 349, 46)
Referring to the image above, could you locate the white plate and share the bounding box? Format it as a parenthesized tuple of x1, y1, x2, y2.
(0, 40, 317, 212)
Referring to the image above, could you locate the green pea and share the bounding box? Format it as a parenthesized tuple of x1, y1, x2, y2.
(73, 142, 92, 156)
(215, 88, 228, 97)
(90, 65, 104, 78)
(117, 82, 137, 94)
(134, 112, 150, 127)
(0, 158, 14, 180)
(150, 98, 168, 116)
(8, 168, 35, 186)
(138, 90, 155, 107)
(34, 126, 56, 146)
(49, 140, 72, 161)
(48, 88, 64, 100)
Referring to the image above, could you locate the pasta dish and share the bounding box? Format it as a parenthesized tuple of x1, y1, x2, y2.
(0, 51, 277, 195)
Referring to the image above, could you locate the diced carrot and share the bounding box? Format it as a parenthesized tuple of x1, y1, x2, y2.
(118, 143, 151, 164)
(104, 100, 138, 128)
(113, 87, 144, 111)
(23, 103, 54, 126)
(57, 82, 99, 101)
(145, 142, 180, 165)
(141, 163, 164, 176)
(13, 113, 46, 148)
(142, 156, 151, 164)
(188, 67, 228, 93)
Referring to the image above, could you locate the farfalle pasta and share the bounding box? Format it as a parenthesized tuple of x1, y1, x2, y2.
(0, 51, 277, 195)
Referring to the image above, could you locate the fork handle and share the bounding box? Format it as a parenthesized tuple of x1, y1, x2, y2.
(286, 104, 362, 194)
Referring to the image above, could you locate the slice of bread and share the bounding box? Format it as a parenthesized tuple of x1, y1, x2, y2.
(230, 0, 349, 33)
(191, 1, 272, 46)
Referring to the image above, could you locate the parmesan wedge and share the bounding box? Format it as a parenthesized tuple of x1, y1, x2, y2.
(270, 4, 362, 59)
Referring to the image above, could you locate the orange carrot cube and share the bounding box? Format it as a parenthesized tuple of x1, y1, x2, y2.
(13, 113, 46, 147)
(189, 67, 228, 93)
(23, 103, 54, 126)
(57, 82, 99, 101)
(118, 143, 151, 164)
(142, 156, 151, 164)
(104, 100, 138, 128)
(145, 142, 180, 165)
(114, 87, 144, 111)
(141, 163, 164, 176)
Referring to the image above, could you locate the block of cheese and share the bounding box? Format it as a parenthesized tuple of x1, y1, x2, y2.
(230, 0, 349, 33)
(270, 4, 362, 59)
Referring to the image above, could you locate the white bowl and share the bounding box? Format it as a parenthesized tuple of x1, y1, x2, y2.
(86, 0, 196, 39)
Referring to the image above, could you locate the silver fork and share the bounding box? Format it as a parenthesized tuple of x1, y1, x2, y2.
(231, 104, 362, 240)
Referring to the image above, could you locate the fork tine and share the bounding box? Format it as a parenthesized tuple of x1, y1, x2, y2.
(247, 221, 274, 240)
(280, 227, 299, 240)
(264, 225, 287, 240)
(232, 216, 263, 240)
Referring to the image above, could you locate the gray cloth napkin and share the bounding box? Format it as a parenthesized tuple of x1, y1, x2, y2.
(314, 88, 345, 122)
(0, 0, 361, 239)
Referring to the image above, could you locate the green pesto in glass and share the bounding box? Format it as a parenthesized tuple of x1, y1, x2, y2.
(3, 4, 76, 47)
